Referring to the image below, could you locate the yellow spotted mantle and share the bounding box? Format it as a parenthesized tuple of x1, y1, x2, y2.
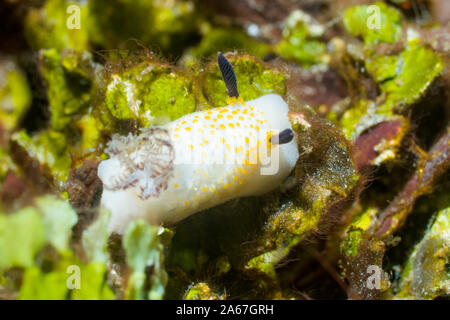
(98, 94, 299, 234)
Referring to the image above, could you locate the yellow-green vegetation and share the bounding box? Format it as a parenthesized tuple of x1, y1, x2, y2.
(340, 99, 375, 140)
(341, 207, 377, 258)
(366, 42, 444, 113)
(0, 147, 16, 182)
(187, 27, 271, 62)
(343, 2, 403, 45)
(202, 54, 286, 107)
(277, 10, 328, 66)
(87, 0, 200, 53)
(25, 0, 199, 54)
(184, 282, 226, 300)
(12, 129, 72, 184)
(396, 208, 449, 299)
(0, 197, 170, 300)
(123, 220, 167, 300)
(25, 0, 89, 51)
(40, 49, 94, 131)
(339, 4, 443, 142)
(0, 196, 113, 299)
(0, 59, 32, 131)
(104, 53, 286, 129)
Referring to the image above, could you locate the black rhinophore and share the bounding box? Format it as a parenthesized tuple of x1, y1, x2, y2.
(271, 128, 295, 145)
(218, 52, 239, 98)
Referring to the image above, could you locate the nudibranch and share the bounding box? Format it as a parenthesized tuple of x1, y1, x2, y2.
(98, 53, 299, 234)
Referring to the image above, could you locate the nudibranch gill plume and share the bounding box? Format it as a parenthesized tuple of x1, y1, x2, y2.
(98, 53, 300, 234)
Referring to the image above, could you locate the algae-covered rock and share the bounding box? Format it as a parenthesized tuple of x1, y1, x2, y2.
(24, 0, 89, 51)
(11, 129, 72, 185)
(0, 207, 46, 269)
(103, 53, 286, 130)
(0, 195, 115, 300)
(6, 48, 104, 186)
(343, 2, 403, 45)
(201, 54, 286, 107)
(0, 58, 32, 131)
(123, 220, 168, 300)
(339, 205, 391, 299)
(103, 58, 196, 128)
(184, 282, 226, 300)
(24, 0, 200, 56)
(0, 147, 16, 183)
(19, 251, 115, 300)
(337, 2, 443, 144)
(277, 10, 328, 66)
(185, 27, 271, 63)
(396, 207, 449, 299)
(39, 49, 94, 131)
(366, 42, 444, 113)
(87, 0, 200, 53)
(336, 40, 442, 147)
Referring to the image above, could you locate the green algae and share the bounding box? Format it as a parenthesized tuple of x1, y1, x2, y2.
(184, 282, 225, 300)
(35, 195, 78, 252)
(12, 129, 72, 184)
(25, 0, 89, 51)
(0, 207, 46, 269)
(343, 2, 403, 45)
(40, 49, 93, 131)
(0, 195, 77, 270)
(105, 74, 140, 120)
(340, 99, 374, 140)
(140, 74, 196, 125)
(366, 42, 444, 113)
(0, 147, 16, 182)
(73, 114, 103, 154)
(202, 54, 286, 107)
(123, 220, 168, 300)
(0, 196, 115, 300)
(104, 54, 285, 130)
(341, 207, 377, 258)
(69, 262, 115, 300)
(19, 251, 115, 300)
(277, 10, 328, 66)
(396, 207, 449, 299)
(104, 62, 196, 127)
(339, 42, 443, 140)
(187, 27, 271, 62)
(82, 209, 110, 264)
(19, 265, 70, 300)
(87, 0, 199, 54)
(0, 60, 32, 131)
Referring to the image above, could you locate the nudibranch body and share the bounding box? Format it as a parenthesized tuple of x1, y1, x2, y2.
(98, 54, 299, 234)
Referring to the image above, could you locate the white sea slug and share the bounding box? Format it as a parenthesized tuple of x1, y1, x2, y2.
(98, 54, 300, 234)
